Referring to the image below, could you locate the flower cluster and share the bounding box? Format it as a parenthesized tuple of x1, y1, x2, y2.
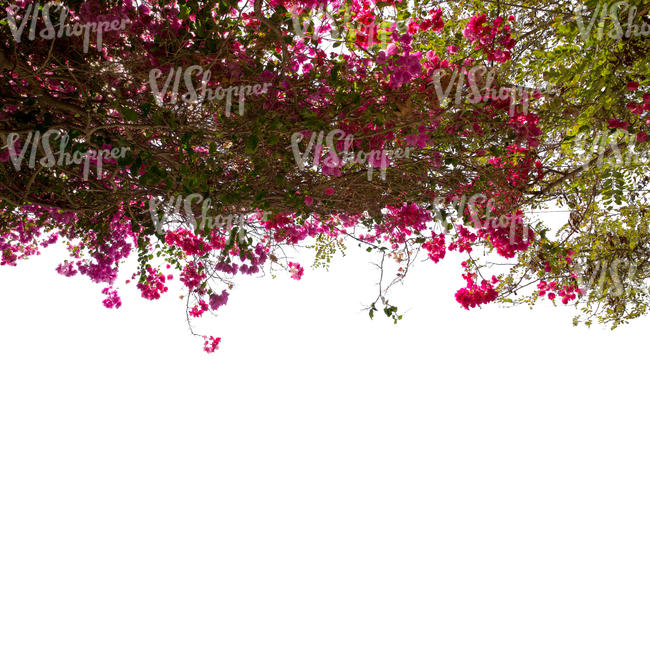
(448, 225, 478, 254)
(619, 84, 650, 142)
(101, 287, 122, 309)
(179, 261, 205, 291)
(537, 280, 581, 304)
(463, 14, 516, 62)
(165, 229, 212, 256)
(189, 300, 209, 317)
(137, 265, 169, 300)
(288, 261, 305, 280)
(455, 273, 499, 309)
(416, 8, 445, 33)
(422, 234, 446, 263)
(378, 203, 432, 245)
(209, 290, 229, 310)
(56, 261, 78, 277)
(202, 335, 221, 353)
(376, 35, 423, 89)
(479, 210, 533, 258)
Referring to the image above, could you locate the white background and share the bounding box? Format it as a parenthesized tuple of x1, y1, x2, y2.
(0, 237, 649, 650)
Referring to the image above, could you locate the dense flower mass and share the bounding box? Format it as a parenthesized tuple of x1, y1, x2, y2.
(137, 266, 169, 300)
(423, 235, 446, 263)
(1, 0, 649, 348)
(463, 13, 516, 62)
(455, 275, 499, 310)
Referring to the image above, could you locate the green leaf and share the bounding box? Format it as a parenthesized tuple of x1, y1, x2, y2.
(245, 135, 259, 153)
(121, 107, 140, 121)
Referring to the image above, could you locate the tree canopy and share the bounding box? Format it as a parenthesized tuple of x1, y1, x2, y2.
(1, 0, 649, 350)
